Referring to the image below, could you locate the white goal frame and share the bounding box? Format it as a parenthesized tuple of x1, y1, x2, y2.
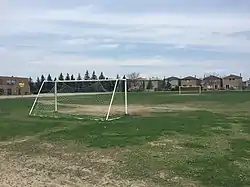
(29, 78, 128, 121)
(178, 86, 202, 95)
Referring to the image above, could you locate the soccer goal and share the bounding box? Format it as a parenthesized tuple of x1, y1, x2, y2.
(178, 86, 202, 95)
(29, 78, 128, 121)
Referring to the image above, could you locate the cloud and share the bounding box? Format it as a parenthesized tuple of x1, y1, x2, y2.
(0, 0, 250, 79)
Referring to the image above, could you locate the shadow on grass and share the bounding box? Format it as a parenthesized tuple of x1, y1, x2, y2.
(40, 111, 232, 148)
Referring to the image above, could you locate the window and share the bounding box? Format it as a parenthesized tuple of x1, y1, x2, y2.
(6, 79, 16, 85)
(0, 79, 3, 85)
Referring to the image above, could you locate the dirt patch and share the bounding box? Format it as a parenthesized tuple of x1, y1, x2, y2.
(0, 143, 158, 187)
(58, 104, 199, 117)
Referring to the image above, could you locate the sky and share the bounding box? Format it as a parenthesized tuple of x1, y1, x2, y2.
(1, 0, 250, 79)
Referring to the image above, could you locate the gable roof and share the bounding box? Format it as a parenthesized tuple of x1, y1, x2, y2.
(223, 74, 242, 79)
(203, 75, 221, 80)
(165, 76, 180, 81)
(182, 76, 200, 80)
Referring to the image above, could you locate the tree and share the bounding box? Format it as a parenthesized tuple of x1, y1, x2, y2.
(146, 79, 153, 91)
(84, 70, 90, 80)
(127, 72, 141, 91)
(36, 77, 41, 93)
(28, 77, 36, 93)
(46, 74, 53, 92)
(58, 73, 64, 81)
(65, 73, 70, 80)
(41, 74, 46, 83)
(77, 73, 82, 80)
(91, 71, 97, 80)
(99, 72, 105, 79)
(71, 74, 75, 80)
(166, 80, 172, 90)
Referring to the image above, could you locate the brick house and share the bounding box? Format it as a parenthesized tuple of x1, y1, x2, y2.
(0, 76, 30, 95)
(180, 76, 201, 87)
(222, 74, 243, 90)
(202, 75, 222, 90)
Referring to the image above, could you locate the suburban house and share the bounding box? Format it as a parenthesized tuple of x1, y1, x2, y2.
(164, 76, 180, 88)
(180, 76, 201, 87)
(222, 74, 243, 90)
(0, 76, 30, 95)
(202, 75, 222, 90)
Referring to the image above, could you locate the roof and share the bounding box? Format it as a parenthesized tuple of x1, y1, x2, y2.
(182, 76, 200, 80)
(223, 74, 242, 79)
(165, 76, 180, 81)
(203, 75, 221, 80)
(0, 75, 29, 80)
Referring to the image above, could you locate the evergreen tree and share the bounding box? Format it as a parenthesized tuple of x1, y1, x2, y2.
(58, 73, 64, 90)
(71, 74, 75, 80)
(83, 70, 90, 92)
(46, 74, 53, 92)
(99, 72, 105, 79)
(91, 71, 97, 80)
(28, 77, 36, 93)
(41, 74, 46, 83)
(65, 73, 70, 80)
(76, 73, 82, 92)
(166, 80, 172, 90)
(47, 74, 52, 81)
(36, 77, 41, 93)
(146, 79, 153, 91)
(77, 73, 82, 80)
(84, 70, 90, 80)
(58, 73, 64, 80)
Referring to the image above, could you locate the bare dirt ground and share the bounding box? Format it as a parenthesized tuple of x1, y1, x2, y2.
(58, 103, 199, 117)
(0, 140, 158, 187)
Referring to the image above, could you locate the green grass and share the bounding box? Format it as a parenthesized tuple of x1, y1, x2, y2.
(0, 91, 250, 186)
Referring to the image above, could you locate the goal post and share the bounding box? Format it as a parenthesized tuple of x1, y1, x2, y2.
(29, 78, 128, 121)
(178, 86, 202, 95)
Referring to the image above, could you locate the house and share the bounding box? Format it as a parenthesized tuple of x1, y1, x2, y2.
(202, 75, 222, 90)
(180, 76, 201, 87)
(222, 74, 243, 90)
(0, 76, 30, 95)
(164, 76, 180, 89)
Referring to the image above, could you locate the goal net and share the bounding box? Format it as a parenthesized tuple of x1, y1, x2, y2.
(178, 86, 202, 95)
(29, 79, 128, 121)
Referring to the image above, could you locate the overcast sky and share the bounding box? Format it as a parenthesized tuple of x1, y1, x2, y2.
(1, 0, 250, 79)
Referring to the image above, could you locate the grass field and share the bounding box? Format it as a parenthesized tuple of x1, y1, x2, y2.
(0, 92, 250, 187)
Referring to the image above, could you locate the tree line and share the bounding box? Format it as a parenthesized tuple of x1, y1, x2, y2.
(28, 70, 127, 94)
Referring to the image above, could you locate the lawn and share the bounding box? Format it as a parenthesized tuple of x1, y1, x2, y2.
(0, 92, 250, 186)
